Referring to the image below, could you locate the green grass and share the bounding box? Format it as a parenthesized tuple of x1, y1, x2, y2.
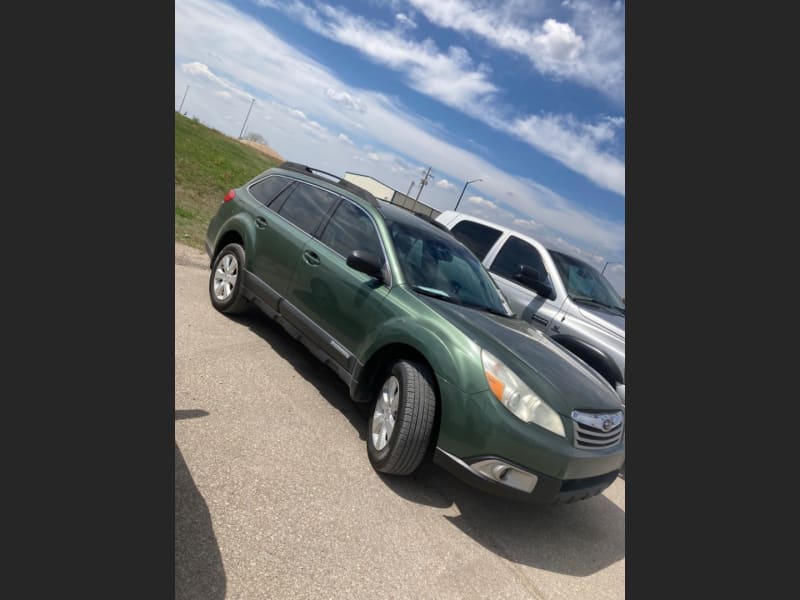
(174, 112, 280, 249)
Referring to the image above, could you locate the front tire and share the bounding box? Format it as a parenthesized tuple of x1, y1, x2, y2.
(209, 243, 249, 314)
(367, 360, 436, 476)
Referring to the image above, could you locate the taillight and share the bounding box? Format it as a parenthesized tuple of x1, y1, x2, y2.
(223, 189, 236, 203)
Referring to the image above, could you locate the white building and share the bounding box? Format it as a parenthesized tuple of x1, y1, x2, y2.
(342, 172, 394, 202)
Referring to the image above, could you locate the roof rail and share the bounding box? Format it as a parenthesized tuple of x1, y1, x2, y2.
(277, 161, 379, 208)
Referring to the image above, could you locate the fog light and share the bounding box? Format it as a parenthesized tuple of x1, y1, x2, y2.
(471, 459, 538, 493)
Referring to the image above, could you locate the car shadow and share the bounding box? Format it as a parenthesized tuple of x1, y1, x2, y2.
(227, 308, 368, 440)
(226, 307, 624, 576)
(175, 441, 227, 600)
(381, 461, 625, 576)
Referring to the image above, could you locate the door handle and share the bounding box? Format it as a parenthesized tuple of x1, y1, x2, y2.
(302, 250, 320, 266)
(255, 216, 268, 229)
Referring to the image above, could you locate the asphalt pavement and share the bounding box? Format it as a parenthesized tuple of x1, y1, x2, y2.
(175, 243, 625, 600)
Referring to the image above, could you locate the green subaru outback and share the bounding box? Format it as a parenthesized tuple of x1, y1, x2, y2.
(205, 162, 624, 504)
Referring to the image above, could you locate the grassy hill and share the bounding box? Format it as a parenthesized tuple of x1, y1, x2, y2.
(175, 112, 281, 249)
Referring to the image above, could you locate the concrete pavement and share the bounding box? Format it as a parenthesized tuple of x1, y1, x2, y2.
(175, 242, 625, 600)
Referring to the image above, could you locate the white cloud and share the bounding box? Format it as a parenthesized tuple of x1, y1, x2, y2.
(408, 0, 624, 102)
(395, 13, 417, 29)
(367, 152, 381, 161)
(176, 0, 623, 265)
(325, 87, 366, 112)
(181, 61, 252, 102)
(533, 18, 584, 62)
(513, 217, 544, 232)
(467, 195, 497, 209)
(264, 0, 498, 109)
(501, 113, 625, 195)
(435, 178, 456, 191)
(338, 133, 354, 145)
(213, 90, 232, 100)
(251, 0, 623, 194)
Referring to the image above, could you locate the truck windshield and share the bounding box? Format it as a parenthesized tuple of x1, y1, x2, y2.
(549, 251, 625, 314)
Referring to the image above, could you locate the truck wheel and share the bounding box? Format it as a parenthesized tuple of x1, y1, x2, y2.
(367, 360, 436, 476)
(209, 243, 249, 314)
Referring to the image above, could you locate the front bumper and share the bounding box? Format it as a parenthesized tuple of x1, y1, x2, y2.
(434, 376, 624, 503)
(434, 448, 619, 504)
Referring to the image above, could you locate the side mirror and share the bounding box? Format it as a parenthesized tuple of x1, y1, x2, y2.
(515, 265, 555, 300)
(347, 250, 384, 281)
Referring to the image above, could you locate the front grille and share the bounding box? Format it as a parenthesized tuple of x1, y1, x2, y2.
(571, 410, 624, 449)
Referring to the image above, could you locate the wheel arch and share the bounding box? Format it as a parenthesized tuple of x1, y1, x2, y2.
(352, 342, 443, 458)
(550, 334, 624, 387)
(211, 215, 257, 269)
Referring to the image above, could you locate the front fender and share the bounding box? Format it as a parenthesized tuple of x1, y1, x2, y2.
(357, 314, 488, 395)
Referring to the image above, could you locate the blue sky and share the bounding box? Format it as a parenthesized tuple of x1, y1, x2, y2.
(175, 0, 626, 294)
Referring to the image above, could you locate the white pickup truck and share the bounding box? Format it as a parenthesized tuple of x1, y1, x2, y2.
(436, 210, 626, 407)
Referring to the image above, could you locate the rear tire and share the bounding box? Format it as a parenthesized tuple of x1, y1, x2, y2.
(209, 243, 249, 314)
(367, 360, 436, 476)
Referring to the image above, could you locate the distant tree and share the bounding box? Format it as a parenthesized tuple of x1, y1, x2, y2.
(244, 132, 267, 145)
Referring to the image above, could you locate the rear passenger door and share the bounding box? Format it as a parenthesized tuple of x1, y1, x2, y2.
(286, 198, 391, 372)
(249, 178, 338, 308)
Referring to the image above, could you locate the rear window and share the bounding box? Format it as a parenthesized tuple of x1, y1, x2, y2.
(450, 220, 503, 260)
(277, 183, 339, 235)
(248, 175, 293, 207)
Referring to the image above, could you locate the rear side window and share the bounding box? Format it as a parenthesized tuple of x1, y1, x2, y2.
(277, 183, 339, 235)
(319, 200, 383, 260)
(248, 175, 293, 207)
(450, 220, 503, 260)
(491, 236, 552, 289)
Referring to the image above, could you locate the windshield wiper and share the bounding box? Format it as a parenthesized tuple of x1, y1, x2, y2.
(460, 300, 512, 317)
(412, 286, 460, 304)
(572, 296, 625, 316)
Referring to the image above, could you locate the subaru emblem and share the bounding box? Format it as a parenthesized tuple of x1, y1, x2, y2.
(602, 419, 613, 432)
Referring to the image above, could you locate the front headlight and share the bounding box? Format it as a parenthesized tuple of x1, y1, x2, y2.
(481, 350, 566, 438)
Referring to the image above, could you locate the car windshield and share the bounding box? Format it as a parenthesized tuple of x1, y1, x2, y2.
(549, 250, 625, 314)
(383, 211, 512, 316)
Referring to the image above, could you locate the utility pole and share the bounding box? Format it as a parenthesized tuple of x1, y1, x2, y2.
(238, 98, 255, 139)
(406, 181, 416, 196)
(178, 85, 190, 113)
(413, 167, 434, 214)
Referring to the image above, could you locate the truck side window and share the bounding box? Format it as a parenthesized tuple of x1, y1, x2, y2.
(450, 220, 503, 260)
(491, 236, 552, 291)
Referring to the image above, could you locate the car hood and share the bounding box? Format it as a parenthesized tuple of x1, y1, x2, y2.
(418, 296, 622, 415)
(575, 304, 626, 339)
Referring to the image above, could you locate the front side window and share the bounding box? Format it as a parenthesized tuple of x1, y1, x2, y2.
(277, 183, 339, 235)
(490, 236, 552, 291)
(450, 220, 503, 260)
(319, 200, 383, 260)
(248, 175, 293, 207)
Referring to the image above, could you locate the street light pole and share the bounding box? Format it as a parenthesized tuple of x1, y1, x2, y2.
(238, 98, 255, 139)
(455, 178, 483, 211)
